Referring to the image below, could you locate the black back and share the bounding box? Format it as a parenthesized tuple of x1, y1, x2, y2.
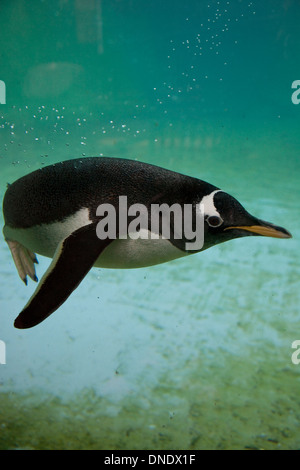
(3, 157, 218, 229)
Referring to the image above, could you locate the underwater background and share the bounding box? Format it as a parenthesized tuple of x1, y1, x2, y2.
(0, 0, 300, 450)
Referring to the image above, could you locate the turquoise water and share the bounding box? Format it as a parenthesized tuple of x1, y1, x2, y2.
(0, 0, 300, 450)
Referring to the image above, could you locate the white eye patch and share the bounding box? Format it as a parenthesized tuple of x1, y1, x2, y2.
(200, 190, 223, 218)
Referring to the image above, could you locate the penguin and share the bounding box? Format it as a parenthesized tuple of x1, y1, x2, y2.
(2, 157, 292, 329)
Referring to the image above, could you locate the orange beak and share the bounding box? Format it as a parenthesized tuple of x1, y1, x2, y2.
(224, 224, 292, 239)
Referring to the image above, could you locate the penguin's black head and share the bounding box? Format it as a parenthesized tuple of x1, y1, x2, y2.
(201, 189, 292, 250)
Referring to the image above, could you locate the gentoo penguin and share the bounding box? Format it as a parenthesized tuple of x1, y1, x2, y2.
(2, 157, 292, 329)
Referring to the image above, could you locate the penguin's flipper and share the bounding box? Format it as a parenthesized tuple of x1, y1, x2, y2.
(14, 223, 113, 329)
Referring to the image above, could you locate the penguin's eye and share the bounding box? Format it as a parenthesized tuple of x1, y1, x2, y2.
(207, 215, 223, 228)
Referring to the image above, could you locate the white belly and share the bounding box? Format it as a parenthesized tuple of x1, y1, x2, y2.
(3, 215, 188, 269)
(3, 208, 92, 259)
(96, 235, 188, 268)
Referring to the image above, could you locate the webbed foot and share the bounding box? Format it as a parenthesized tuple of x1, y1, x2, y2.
(5, 239, 38, 285)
